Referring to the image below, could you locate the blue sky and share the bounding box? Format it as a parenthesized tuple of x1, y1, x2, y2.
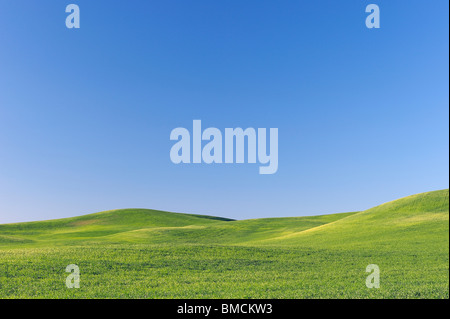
(0, 1, 448, 223)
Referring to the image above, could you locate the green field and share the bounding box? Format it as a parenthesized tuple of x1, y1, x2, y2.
(0, 189, 448, 298)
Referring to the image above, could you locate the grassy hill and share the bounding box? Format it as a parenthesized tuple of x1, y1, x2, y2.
(0, 189, 448, 298)
(0, 209, 356, 246)
(262, 189, 449, 249)
(0, 209, 234, 246)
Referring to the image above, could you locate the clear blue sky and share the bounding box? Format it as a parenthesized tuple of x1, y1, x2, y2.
(0, 1, 448, 223)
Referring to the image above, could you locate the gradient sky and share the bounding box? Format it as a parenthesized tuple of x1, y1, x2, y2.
(0, 0, 448, 223)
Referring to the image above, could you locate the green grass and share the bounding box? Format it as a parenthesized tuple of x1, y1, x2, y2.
(0, 189, 448, 298)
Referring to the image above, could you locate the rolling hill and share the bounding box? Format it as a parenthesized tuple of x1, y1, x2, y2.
(261, 189, 449, 249)
(0, 189, 448, 298)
